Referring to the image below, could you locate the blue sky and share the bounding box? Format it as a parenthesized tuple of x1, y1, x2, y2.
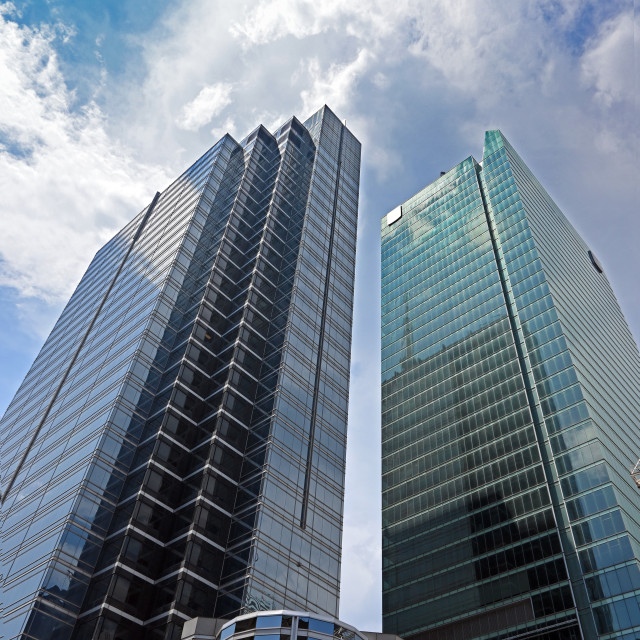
(0, 0, 637, 630)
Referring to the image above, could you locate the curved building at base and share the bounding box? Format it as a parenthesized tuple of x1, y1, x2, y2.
(181, 610, 378, 640)
(381, 131, 640, 640)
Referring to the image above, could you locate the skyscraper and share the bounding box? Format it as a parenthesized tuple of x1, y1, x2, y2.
(0, 106, 360, 640)
(381, 131, 640, 640)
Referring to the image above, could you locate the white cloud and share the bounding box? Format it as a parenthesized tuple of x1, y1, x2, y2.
(210, 116, 237, 142)
(581, 11, 634, 107)
(0, 12, 169, 304)
(177, 82, 233, 131)
(230, 0, 345, 45)
(300, 49, 374, 117)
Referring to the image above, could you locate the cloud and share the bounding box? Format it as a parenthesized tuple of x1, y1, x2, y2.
(230, 0, 345, 45)
(177, 82, 234, 131)
(581, 10, 634, 107)
(0, 10, 169, 304)
(300, 49, 375, 117)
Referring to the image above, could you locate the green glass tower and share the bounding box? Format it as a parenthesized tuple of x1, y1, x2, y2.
(381, 131, 640, 640)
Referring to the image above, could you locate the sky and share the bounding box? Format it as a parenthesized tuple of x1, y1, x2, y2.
(0, 0, 638, 632)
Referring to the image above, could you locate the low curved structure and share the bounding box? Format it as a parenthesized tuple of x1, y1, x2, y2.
(182, 610, 371, 640)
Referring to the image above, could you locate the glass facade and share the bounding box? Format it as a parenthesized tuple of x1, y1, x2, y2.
(205, 609, 368, 640)
(0, 105, 360, 640)
(381, 131, 640, 640)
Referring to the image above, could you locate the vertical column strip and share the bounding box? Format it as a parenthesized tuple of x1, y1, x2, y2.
(300, 124, 345, 529)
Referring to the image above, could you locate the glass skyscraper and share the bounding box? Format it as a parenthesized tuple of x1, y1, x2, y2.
(381, 131, 640, 640)
(0, 106, 360, 640)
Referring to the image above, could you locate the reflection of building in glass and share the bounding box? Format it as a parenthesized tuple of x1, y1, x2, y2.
(181, 610, 374, 640)
(381, 131, 640, 640)
(0, 106, 360, 640)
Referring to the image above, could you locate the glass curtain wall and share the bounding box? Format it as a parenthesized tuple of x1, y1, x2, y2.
(0, 106, 360, 640)
(381, 131, 640, 640)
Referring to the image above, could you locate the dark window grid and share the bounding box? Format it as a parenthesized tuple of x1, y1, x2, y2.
(383, 258, 499, 340)
(382, 239, 495, 322)
(388, 507, 558, 577)
(382, 207, 489, 295)
(381, 193, 484, 273)
(383, 359, 523, 437)
(383, 381, 530, 464)
(383, 416, 536, 490)
(383, 367, 527, 444)
(383, 341, 519, 416)
(383, 457, 545, 530)
(385, 558, 569, 618)
(385, 496, 554, 570)
(383, 438, 540, 510)
(383, 465, 547, 532)
(383, 317, 512, 396)
(382, 178, 481, 256)
(384, 534, 564, 599)
(383, 292, 507, 372)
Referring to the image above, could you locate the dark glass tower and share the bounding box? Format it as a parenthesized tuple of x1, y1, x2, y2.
(381, 131, 640, 640)
(0, 106, 360, 640)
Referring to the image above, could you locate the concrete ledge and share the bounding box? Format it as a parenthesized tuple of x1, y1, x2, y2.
(181, 617, 227, 640)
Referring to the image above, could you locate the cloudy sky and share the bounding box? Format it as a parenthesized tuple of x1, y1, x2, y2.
(0, 0, 637, 631)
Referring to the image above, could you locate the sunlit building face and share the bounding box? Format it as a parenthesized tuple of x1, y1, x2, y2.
(0, 106, 360, 640)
